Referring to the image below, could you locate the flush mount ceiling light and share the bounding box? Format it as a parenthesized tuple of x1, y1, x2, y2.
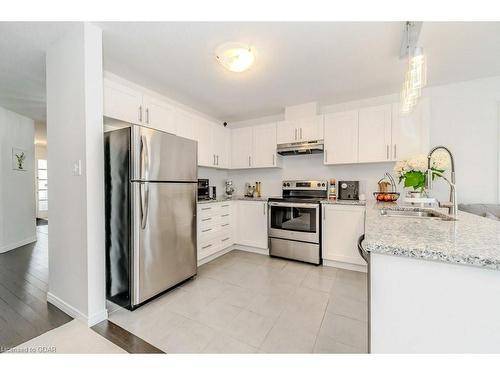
(215, 42, 255, 73)
(400, 22, 427, 114)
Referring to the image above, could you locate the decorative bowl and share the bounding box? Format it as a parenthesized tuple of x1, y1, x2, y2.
(373, 192, 400, 202)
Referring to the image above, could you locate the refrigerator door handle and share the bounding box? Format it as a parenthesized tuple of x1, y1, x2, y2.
(140, 182, 149, 229)
(140, 135, 150, 180)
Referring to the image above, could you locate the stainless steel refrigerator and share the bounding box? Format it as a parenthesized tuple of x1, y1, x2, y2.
(104, 122, 197, 310)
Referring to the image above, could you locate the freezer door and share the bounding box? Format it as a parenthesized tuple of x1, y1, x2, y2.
(132, 125, 197, 182)
(133, 181, 197, 305)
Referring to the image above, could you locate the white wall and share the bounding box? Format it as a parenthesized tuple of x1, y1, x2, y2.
(229, 76, 500, 204)
(198, 167, 228, 197)
(46, 22, 106, 326)
(0, 106, 36, 253)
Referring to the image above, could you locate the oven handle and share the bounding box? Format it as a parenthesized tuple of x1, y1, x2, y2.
(268, 202, 319, 209)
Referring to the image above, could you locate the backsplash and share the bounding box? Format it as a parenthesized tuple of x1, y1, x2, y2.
(227, 154, 396, 198)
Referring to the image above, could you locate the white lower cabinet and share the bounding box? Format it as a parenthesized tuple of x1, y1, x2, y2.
(322, 204, 366, 270)
(235, 200, 268, 249)
(197, 201, 233, 261)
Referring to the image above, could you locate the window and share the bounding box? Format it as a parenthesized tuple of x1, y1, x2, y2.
(37, 159, 48, 212)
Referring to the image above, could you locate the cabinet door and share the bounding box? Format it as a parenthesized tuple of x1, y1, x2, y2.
(322, 205, 365, 266)
(236, 201, 268, 249)
(253, 123, 278, 168)
(195, 118, 215, 167)
(298, 115, 324, 141)
(231, 127, 254, 169)
(276, 120, 297, 144)
(323, 111, 359, 164)
(391, 98, 430, 161)
(143, 95, 176, 134)
(103, 79, 143, 124)
(358, 104, 392, 163)
(213, 123, 231, 169)
(174, 109, 196, 141)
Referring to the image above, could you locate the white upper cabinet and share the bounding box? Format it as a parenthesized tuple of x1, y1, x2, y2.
(174, 108, 197, 141)
(357, 104, 392, 163)
(391, 98, 430, 161)
(297, 115, 324, 142)
(212, 123, 231, 169)
(196, 118, 216, 167)
(324, 110, 359, 164)
(142, 94, 176, 134)
(252, 123, 279, 168)
(231, 127, 254, 169)
(276, 120, 297, 144)
(103, 79, 143, 124)
(276, 115, 324, 144)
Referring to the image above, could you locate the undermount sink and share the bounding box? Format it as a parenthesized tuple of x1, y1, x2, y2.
(379, 208, 456, 221)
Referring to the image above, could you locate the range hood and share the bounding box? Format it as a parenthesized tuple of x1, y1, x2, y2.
(277, 140, 324, 156)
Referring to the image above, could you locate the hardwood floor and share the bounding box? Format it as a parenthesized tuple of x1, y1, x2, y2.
(92, 320, 164, 354)
(0, 222, 72, 352)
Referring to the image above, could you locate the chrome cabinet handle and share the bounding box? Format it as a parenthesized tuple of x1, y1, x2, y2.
(202, 244, 212, 249)
(393, 144, 397, 160)
(294, 128, 297, 140)
(272, 154, 275, 166)
(201, 207, 211, 211)
(217, 155, 219, 166)
(140, 182, 149, 229)
(325, 149, 328, 163)
(263, 203, 267, 215)
(221, 213, 229, 217)
(248, 155, 251, 167)
(202, 228, 212, 233)
(221, 237, 230, 242)
(201, 218, 212, 222)
(146, 108, 149, 124)
(222, 204, 230, 207)
(323, 207, 326, 220)
(300, 128, 302, 140)
(386, 145, 389, 160)
(221, 223, 229, 227)
(139, 106, 143, 122)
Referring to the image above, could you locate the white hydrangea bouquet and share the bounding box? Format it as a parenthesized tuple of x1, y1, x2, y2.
(394, 152, 450, 193)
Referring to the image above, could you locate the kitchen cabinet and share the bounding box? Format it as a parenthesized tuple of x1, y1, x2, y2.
(235, 200, 268, 249)
(252, 123, 280, 168)
(324, 110, 359, 164)
(142, 94, 176, 134)
(231, 124, 280, 169)
(231, 127, 254, 168)
(174, 108, 197, 141)
(322, 204, 366, 269)
(276, 115, 324, 144)
(103, 78, 143, 124)
(357, 104, 392, 163)
(390, 98, 430, 161)
(196, 118, 215, 167)
(197, 201, 233, 263)
(212, 124, 231, 169)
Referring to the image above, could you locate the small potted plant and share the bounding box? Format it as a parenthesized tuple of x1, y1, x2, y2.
(394, 152, 449, 197)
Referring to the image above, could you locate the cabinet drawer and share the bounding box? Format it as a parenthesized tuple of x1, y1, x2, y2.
(198, 238, 222, 260)
(219, 231, 233, 248)
(198, 204, 218, 218)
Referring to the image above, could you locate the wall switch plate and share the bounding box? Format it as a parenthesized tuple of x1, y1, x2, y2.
(72, 160, 82, 176)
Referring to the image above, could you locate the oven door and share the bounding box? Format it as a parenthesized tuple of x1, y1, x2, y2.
(268, 202, 319, 243)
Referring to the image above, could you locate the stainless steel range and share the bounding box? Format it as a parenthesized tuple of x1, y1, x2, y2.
(268, 180, 328, 265)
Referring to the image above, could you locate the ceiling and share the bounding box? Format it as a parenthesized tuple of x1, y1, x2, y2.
(2, 22, 500, 123)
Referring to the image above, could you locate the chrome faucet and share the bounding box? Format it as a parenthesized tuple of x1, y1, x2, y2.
(426, 146, 457, 217)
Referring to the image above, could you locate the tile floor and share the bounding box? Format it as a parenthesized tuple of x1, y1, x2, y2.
(109, 250, 368, 353)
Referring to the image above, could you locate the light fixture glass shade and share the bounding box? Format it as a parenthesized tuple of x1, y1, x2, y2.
(400, 46, 427, 114)
(215, 42, 255, 73)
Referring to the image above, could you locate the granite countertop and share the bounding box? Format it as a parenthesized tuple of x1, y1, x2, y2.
(197, 196, 273, 204)
(363, 201, 500, 271)
(321, 199, 366, 206)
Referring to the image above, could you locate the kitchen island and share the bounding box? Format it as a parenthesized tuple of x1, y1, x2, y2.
(362, 202, 500, 353)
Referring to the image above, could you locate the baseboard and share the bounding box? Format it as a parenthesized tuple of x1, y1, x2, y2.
(0, 235, 37, 253)
(323, 259, 367, 273)
(198, 246, 233, 266)
(47, 292, 108, 327)
(231, 244, 269, 255)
